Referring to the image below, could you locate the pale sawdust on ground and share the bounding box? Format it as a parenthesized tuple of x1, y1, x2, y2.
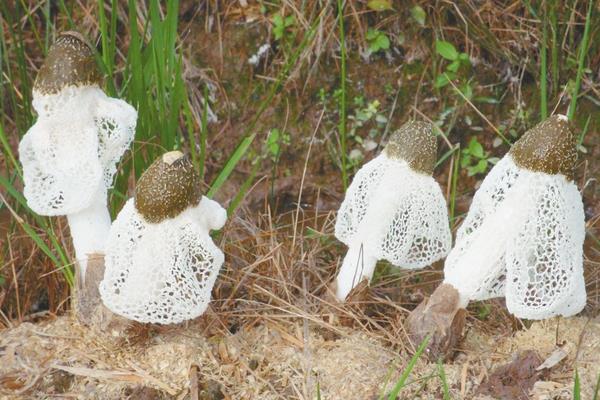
(0, 315, 599, 399)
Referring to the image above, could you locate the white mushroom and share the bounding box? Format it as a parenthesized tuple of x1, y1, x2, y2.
(18, 32, 137, 278)
(334, 120, 452, 301)
(444, 114, 586, 319)
(100, 151, 227, 324)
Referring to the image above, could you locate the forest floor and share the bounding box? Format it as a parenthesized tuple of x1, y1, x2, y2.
(1, 1, 600, 399)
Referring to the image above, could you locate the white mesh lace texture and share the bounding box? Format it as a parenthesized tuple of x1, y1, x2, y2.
(19, 86, 136, 216)
(444, 155, 586, 319)
(335, 154, 451, 268)
(335, 155, 387, 244)
(100, 199, 225, 324)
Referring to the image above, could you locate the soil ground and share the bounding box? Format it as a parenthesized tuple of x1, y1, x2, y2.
(1, 1, 600, 399)
(1, 314, 600, 399)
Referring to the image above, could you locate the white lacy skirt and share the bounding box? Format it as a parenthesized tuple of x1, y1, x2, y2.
(444, 155, 586, 319)
(100, 198, 225, 324)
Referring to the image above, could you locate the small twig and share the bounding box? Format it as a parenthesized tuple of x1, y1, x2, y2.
(444, 73, 509, 144)
(189, 364, 199, 400)
(292, 108, 325, 250)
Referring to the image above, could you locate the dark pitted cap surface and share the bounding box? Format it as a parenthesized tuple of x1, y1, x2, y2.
(135, 151, 202, 223)
(34, 31, 102, 94)
(510, 114, 577, 180)
(384, 120, 437, 175)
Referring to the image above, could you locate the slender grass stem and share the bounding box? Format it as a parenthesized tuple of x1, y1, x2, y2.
(540, 4, 548, 120)
(199, 86, 209, 180)
(337, 0, 348, 189)
(567, 0, 593, 121)
(574, 369, 581, 400)
(449, 147, 460, 220)
(385, 335, 431, 399)
(437, 360, 451, 399)
(550, 0, 559, 95)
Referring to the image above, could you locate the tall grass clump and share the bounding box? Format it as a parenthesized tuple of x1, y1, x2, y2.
(0, 2, 73, 284)
(0, 0, 324, 298)
(0, 0, 194, 285)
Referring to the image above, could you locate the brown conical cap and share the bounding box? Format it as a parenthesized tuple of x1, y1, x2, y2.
(384, 120, 437, 175)
(509, 114, 577, 180)
(135, 151, 202, 223)
(33, 31, 101, 94)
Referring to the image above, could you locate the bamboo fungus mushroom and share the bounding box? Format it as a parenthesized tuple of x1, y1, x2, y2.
(100, 151, 226, 324)
(334, 120, 452, 301)
(18, 32, 137, 279)
(408, 114, 586, 359)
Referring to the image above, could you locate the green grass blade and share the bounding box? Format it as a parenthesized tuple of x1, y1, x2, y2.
(435, 144, 459, 168)
(540, 4, 548, 120)
(0, 124, 22, 176)
(437, 360, 451, 400)
(337, 0, 348, 189)
(578, 114, 591, 146)
(207, 133, 256, 199)
(573, 369, 581, 400)
(0, 175, 73, 285)
(17, 0, 44, 51)
(449, 148, 460, 220)
(207, 18, 319, 199)
(57, 0, 76, 30)
(226, 160, 261, 216)
(386, 335, 431, 399)
(567, 0, 593, 121)
(199, 85, 209, 180)
(549, 0, 559, 94)
(593, 373, 600, 400)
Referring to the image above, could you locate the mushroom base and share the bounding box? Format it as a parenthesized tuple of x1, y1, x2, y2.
(406, 283, 466, 362)
(335, 245, 378, 301)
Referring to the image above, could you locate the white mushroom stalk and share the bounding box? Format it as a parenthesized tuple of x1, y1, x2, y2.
(334, 120, 452, 301)
(100, 151, 227, 324)
(18, 32, 137, 279)
(444, 114, 586, 319)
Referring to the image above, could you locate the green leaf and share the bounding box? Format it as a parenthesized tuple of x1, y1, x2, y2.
(367, 30, 389, 53)
(434, 73, 451, 88)
(376, 34, 390, 51)
(366, 28, 379, 41)
(410, 5, 426, 26)
(267, 128, 281, 158)
(272, 14, 284, 40)
(468, 137, 484, 158)
(460, 83, 473, 100)
(474, 96, 499, 104)
(446, 59, 461, 73)
(367, 0, 393, 11)
(284, 15, 295, 27)
(475, 159, 488, 173)
(460, 154, 471, 168)
(436, 40, 459, 61)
